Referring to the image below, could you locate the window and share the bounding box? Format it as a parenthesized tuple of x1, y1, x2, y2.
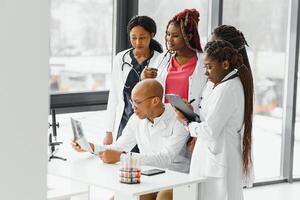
(138, 0, 209, 51)
(223, 0, 289, 181)
(50, 0, 113, 93)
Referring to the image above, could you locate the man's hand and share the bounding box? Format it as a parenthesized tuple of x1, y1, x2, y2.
(71, 140, 94, 153)
(103, 132, 113, 145)
(141, 67, 158, 80)
(99, 149, 121, 164)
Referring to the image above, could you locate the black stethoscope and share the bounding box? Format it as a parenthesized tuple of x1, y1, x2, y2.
(121, 48, 134, 71)
(121, 48, 151, 88)
(121, 49, 173, 88)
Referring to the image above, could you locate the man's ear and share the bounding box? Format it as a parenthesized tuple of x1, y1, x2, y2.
(152, 96, 160, 106)
(223, 60, 230, 70)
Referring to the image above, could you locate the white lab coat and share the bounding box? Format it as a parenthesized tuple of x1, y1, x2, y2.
(188, 70, 254, 200)
(153, 51, 207, 112)
(106, 49, 161, 141)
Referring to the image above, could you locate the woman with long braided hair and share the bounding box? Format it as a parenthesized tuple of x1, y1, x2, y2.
(143, 8, 207, 112)
(210, 25, 252, 73)
(176, 40, 254, 200)
(142, 10, 207, 173)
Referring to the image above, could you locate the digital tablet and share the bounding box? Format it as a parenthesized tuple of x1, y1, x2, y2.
(70, 118, 94, 153)
(165, 94, 201, 123)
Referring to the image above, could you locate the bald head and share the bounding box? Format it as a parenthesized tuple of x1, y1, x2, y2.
(131, 79, 164, 121)
(132, 79, 164, 100)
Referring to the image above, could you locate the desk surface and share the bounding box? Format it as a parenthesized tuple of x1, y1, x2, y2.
(47, 174, 88, 200)
(48, 151, 207, 197)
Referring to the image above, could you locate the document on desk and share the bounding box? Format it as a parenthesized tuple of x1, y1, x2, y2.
(71, 118, 94, 153)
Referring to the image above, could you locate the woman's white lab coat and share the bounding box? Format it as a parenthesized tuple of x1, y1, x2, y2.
(188, 70, 254, 200)
(106, 49, 161, 141)
(154, 51, 207, 112)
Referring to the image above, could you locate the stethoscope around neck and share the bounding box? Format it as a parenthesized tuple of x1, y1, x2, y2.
(121, 48, 151, 89)
(121, 49, 174, 88)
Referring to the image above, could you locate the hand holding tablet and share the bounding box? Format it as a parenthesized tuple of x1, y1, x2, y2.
(165, 94, 201, 123)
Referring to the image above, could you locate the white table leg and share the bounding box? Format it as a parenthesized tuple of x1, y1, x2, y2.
(114, 193, 139, 200)
(88, 185, 90, 200)
(173, 183, 198, 200)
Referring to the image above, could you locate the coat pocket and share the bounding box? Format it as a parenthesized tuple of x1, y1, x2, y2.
(207, 145, 226, 168)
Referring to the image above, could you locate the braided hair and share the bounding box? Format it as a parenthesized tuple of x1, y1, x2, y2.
(127, 16, 163, 53)
(166, 9, 202, 52)
(204, 40, 254, 176)
(212, 25, 251, 72)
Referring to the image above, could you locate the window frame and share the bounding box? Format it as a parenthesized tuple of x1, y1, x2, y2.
(50, 0, 138, 112)
(280, 0, 300, 183)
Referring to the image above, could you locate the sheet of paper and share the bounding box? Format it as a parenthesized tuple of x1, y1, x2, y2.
(71, 117, 94, 153)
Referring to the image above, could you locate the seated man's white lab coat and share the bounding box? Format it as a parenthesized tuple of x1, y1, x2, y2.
(94, 104, 190, 173)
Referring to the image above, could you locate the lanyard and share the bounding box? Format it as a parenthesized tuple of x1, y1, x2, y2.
(213, 72, 239, 89)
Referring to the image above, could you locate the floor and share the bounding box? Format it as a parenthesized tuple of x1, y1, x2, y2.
(244, 181, 300, 200)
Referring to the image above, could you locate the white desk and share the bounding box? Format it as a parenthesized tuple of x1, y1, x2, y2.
(47, 174, 89, 200)
(48, 151, 208, 200)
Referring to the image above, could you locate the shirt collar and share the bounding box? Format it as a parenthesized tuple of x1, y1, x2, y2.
(147, 104, 171, 127)
(221, 69, 238, 81)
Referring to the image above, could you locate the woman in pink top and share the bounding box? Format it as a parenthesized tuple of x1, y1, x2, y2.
(142, 10, 207, 179)
(141, 9, 207, 199)
(143, 9, 207, 110)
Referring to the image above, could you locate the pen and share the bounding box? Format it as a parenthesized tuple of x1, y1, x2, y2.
(188, 99, 195, 104)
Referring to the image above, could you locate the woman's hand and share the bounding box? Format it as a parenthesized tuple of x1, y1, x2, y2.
(174, 108, 189, 126)
(103, 132, 113, 145)
(183, 99, 194, 111)
(187, 137, 197, 158)
(141, 67, 158, 80)
(173, 99, 194, 126)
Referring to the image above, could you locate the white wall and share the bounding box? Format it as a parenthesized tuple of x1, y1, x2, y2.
(0, 0, 48, 199)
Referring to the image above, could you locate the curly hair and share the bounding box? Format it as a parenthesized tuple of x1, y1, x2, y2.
(204, 40, 254, 176)
(166, 9, 202, 52)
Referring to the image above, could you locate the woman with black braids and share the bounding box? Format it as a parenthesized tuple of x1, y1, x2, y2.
(176, 40, 254, 200)
(210, 25, 252, 73)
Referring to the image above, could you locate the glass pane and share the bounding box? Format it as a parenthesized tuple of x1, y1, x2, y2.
(139, 0, 209, 51)
(50, 0, 113, 93)
(223, 0, 289, 181)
